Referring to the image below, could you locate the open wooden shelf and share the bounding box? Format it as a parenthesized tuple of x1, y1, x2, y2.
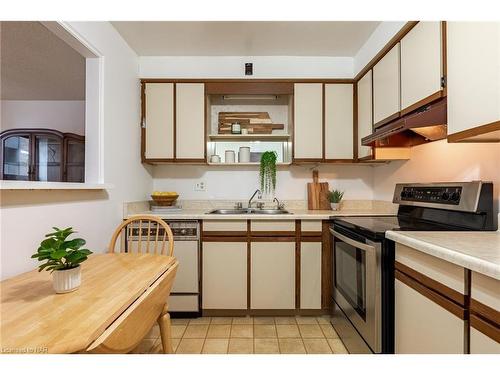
(208, 134, 291, 141)
(207, 161, 292, 166)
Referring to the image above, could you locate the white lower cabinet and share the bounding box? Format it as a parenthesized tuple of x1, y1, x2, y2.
(202, 242, 247, 309)
(395, 278, 464, 354)
(300, 242, 322, 309)
(251, 242, 295, 309)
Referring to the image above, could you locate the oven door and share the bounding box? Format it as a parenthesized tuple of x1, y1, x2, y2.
(330, 227, 382, 353)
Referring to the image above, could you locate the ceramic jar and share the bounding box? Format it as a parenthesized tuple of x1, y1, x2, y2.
(52, 266, 81, 293)
(238, 147, 251, 163)
(225, 150, 235, 163)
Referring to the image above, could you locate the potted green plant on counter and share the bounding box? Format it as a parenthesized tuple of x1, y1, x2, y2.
(260, 151, 277, 194)
(31, 227, 92, 293)
(328, 189, 344, 211)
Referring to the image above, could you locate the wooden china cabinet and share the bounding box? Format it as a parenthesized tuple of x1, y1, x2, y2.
(0, 128, 85, 182)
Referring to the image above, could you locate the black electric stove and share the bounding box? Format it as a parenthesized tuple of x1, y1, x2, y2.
(329, 181, 496, 355)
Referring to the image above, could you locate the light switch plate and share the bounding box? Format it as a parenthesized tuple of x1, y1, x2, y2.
(194, 181, 206, 191)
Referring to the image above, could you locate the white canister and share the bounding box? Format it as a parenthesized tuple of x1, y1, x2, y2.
(210, 154, 221, 163)
(238, 147, 251, 163)
(225, 150, 235, 163)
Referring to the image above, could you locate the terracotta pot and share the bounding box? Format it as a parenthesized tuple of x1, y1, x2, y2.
(52, 266, 81, 294)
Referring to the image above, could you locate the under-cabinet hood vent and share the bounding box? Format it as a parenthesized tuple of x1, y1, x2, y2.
(362, 98, 447, 147)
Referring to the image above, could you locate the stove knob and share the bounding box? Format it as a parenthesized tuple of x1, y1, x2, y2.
(180, 229, 187, 235)
(400, 191, 407, 198)
(441, 192, 450, 201)
(451, 192, 460, 202)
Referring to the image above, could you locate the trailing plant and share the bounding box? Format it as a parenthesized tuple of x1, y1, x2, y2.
(328, 189, 344, 204)
(259, 151, 277, 194)
(31, 227, 92, 273)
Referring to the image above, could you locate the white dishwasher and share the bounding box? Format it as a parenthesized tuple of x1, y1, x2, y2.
(127, 220, 200, 317)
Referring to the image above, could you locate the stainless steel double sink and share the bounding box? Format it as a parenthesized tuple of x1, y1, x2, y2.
(207, 208, 291, 215)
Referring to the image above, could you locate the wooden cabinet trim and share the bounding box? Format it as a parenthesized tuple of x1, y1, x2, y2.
(470, 314, 500, 344)
(395, 269, 466, 320)
(202, 236, 248, 242)
(373, 112, 401, 130)
(471, 299, 500, 327)
(142, 78, 354, 84)
(395, 260, 465, 306)
(447, 120, 500, 143)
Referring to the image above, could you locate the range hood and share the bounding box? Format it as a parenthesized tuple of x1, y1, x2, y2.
(362, 98, 447, 147)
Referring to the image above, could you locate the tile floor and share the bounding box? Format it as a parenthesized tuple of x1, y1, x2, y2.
(134, 316, 349, 354)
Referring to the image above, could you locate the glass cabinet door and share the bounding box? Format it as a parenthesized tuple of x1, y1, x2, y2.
(34, 135, 62, 182)
(2, 135, 30, 180)
(65, 138, 85, 182)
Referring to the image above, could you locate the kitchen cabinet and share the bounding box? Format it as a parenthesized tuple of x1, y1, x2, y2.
(447, 22, 500, 142)
(373, 44, 400, 126)
(357, 71, 373, 159)
(394, 244, 466, 354)
(175, 83, 205, 160)
(144, 83, 174, 160)
(324, 84, 354, 160)
(293, 83, 323, 160)
(250, 242, 295, 309)
(0, 128, 84, 182)
(300, 241, 322, 309)
(202, 241, 247, 310)
(470, 272, 500, 353)
(400, 22, 443, 113)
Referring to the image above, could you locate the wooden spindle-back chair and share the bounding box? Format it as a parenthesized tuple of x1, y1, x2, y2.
(108, 215, 174, 256)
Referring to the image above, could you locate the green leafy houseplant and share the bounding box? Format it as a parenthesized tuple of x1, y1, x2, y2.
(259, 151, 277, 194)
(31, 227, 92, 273)
(328, 189, 344, 204)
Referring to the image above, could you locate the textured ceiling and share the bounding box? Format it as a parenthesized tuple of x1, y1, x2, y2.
(1, 21, 85, 100)
(112, 21, 381, 56)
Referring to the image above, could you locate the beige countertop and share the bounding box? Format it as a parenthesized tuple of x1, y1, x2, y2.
(386, 230, 500, 280)
(127, 208, 396, 220)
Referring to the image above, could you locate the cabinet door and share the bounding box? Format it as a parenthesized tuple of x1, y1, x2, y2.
(300, 242, 322, 309)
(401, 22, 443, 111)
(447, 22, 500, 136)
(34, 134, 63, 182)
(202, 242, 247, 309)
(251, 242, 295, 309)
(395, 279, 464, 353)
(324, 84, 354, 160)
(294, 83, 323, 160)
(373, 44, 401, 126)
(145, 83, 174, 159)
(357, 71, 373, 159)
(176, 83, 205, 159)
(1, 134, 31, 180)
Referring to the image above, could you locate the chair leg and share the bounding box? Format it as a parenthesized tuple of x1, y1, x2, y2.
(157, 304, 173, 354)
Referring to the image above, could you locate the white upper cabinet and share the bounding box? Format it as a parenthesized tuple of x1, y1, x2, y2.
(294, 83, 323, 160)
(324, 84, 354, 160)
(400, 22, 443, 112)
(144, 83, 174, 159)
(447, 22, 500, 139)
(357, 70, 373, 159)
(175, 83, 205, 159)
(373, 44, 401, 126)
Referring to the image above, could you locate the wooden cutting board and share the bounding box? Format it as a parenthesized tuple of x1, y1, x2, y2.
(307, 170, 330, 210)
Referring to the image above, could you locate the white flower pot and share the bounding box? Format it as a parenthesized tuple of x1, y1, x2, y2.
(330, 202, 341, 211)
(52, 266, 81, 294)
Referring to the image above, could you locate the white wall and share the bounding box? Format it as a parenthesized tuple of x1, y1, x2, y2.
(373, 140, 500, 214)
(1, 100, 85, 134)
(153, 164, 374, 201)
(140, 56, 354, 78)
(0, 22, 153, 280)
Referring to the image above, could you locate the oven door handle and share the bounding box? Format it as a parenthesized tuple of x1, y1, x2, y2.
(329, 228, 376, 253)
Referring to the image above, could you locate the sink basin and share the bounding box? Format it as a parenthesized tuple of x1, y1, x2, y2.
(207, 209, 253, 215)
(252, 209, 291, 215)
(207, 208, 291, 215)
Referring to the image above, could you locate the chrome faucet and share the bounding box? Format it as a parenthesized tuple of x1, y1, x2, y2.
(273, 197, 285, 210)
(248, 189, 262, 208)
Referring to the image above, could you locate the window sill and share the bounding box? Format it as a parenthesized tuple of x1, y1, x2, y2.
(0, 181, 113, 190)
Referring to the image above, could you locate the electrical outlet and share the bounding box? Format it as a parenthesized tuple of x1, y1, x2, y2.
(194, 181, 206, 191)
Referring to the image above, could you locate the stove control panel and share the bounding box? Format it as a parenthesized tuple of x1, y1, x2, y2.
(399, 186, 462, 205)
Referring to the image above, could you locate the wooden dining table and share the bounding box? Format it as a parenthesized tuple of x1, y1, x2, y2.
(0, 253, 176, 354)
